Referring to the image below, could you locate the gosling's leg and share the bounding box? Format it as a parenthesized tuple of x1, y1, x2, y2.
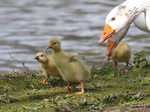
(126, 61, 129, 67)
(65, 81, 71, 93)
(75, 80, 85, 95)
(55, 77, 63, 88)
(39, 76, 50, 84)
(113, 62, 118, 70)
(59, 77, 63, 86)
(125, 61, 133, 68)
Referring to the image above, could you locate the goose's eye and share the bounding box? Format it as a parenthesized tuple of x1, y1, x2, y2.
(41, 55, 43, 57)
(53, 42, 56, 45)
(111, 17, 115, 21)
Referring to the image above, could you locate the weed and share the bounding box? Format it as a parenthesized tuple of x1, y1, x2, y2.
(133, 51, 150, 69)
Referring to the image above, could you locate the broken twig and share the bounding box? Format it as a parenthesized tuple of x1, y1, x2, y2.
(61, 103, 73, 112)
(9, 53, 30, 72)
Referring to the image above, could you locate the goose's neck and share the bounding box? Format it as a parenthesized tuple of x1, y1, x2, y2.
(146, 8, 150, 31)
(53, 49, 65, 56)
(122, 0, 150, 22)
(41, 61, 49, 68)
(54, 49, 61, 54)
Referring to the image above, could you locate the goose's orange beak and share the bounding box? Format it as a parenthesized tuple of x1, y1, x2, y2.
(99, 24, 115, 43)
(106, 39, 117, 55)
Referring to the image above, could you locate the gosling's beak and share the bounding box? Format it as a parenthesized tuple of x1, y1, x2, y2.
(106, 39, 117, 55)
(99, 24, 115, 43)
(47, 44, 52, 49)
(34, 56, 39, 60)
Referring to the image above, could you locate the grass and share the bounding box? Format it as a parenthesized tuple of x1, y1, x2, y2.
(0, 52, 150, 112)
(0, 67, 150, 112)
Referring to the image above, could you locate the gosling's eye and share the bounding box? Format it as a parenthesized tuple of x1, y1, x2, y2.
(41, 55, 43, 57)
(53, 42, 56, 45)
(111, 17, 115, 21)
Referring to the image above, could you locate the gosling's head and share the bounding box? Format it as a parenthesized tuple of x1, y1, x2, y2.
(47, 38, 61, 52)
(34, 52, 48, 64)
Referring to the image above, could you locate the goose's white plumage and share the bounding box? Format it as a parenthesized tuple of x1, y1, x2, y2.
(134, 13, 150, 32)
(99, 0, 150, 55)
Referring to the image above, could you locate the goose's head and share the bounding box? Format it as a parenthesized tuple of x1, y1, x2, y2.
(99, 4, 132, 55)
(34, 52, 48, 63)
(47, 38, 61, 52)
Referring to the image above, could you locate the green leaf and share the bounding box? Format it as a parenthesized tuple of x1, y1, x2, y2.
(79, 99, 87, 105)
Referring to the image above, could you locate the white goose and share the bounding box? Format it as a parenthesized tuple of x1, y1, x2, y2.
(99, 0, 150, 55)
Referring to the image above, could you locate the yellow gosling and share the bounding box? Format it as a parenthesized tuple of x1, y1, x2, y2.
(34, 52, 62, 87)
(47, 38, 90, 94)
(104, 39, 131, 69)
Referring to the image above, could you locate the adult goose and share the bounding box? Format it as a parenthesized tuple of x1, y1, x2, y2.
(99, 0, 150, 55)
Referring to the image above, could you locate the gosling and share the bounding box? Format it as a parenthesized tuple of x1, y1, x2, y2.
(34, 52, 62, 87)
(103, 39, 131, 69)
(47, 38, 90, 94)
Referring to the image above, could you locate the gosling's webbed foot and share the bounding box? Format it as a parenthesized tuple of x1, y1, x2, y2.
(75, 91, 85, 95)
(39, 80, 49, 84)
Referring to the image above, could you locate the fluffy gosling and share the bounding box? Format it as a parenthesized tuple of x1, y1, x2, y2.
(47, 38, 90, 94)
(34, 52, 62, 87)
(103, 39, 131, 69)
